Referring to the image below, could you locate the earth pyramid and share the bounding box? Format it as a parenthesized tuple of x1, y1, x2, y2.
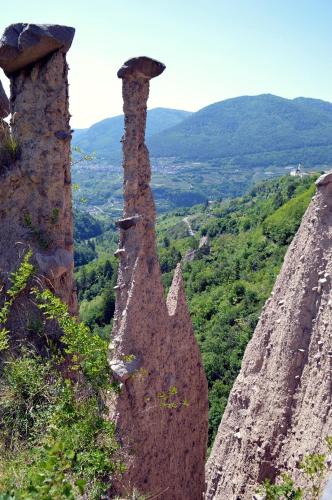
(108, 56, 208, 499)
(206, 171, 332, 499)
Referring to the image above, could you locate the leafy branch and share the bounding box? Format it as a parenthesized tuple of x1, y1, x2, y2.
(0, 250, 34, 351)
(31, 287, 110, 388)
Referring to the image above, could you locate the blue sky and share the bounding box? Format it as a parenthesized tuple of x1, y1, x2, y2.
(1, 0, 331, 127)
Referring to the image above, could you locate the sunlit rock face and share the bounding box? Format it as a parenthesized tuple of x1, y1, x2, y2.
(0, 23, 77, 336)
(206, 171, 332, 499)
(108, 57, 208, 500)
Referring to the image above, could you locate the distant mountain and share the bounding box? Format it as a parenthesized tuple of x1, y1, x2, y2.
(148, 94, 332, 167)
(72, 95, 332, 217)
(73, 107, 192, 161)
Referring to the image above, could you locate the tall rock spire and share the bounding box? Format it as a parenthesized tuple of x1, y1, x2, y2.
(206, 171, 332, 499)
(109, 56, 208, 499)
(0, 23, 77, 327)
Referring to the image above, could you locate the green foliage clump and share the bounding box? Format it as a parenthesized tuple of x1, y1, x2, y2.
(0, 125, 20, 169)
(261, 473, 303, 499)
(0, 366, 120, 499)
(74, 240, 98, 267)
(32, 287, 111, 389)
(0, 353, 59, 445)
(262, 185, 316, 244)
(73, 209, 104, 241)
(0, 250, 34, 351)
(0, 254, 123, 499)
(75, 257, 117, 333)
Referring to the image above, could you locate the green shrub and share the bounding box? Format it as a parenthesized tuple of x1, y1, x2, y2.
(32, 287, 111, 389)
(0, 250, 34, 351)
(0, 377, 121, 499)
(0, 352, 60, 446)
(0, 253, 123, 499)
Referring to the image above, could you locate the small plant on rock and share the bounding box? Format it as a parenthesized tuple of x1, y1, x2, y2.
(258, 437, 332, 499)
(0, 124, 20, 168)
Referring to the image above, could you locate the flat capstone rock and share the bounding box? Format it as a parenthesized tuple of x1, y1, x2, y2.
(0, 23, 75, 75)
(117, 56, 165, 80)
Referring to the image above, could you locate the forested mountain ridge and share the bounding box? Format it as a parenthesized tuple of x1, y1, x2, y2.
(148, 94, 332, 165)
(73, 94, 332, 169)
(72, 107, 192, 161)
(72, 95, 330, 217)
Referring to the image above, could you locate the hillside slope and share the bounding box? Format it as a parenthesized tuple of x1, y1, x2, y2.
(148, 94, 332, 166)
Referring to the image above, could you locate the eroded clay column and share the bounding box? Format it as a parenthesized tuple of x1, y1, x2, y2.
(113, 57, 164, 324)
(108, 57, 208, 500)
(0, 24, 77, 330)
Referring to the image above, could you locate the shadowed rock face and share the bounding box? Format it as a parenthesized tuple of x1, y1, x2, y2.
(0, 80, 9, 146)
(109, 56, 208, 499)
(0, 24, 77, 335)
(206, 171, 332, 499)
(0, 80, 9, 118)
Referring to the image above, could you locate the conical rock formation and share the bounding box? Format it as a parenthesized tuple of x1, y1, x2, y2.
(108, 57, 208, 500)
(206, 171, 332, 499)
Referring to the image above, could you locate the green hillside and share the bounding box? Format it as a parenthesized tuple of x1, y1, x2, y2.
(74, 174, 317, 445)
(148, 94, 332, 167)
(72, 107, 192, 161)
